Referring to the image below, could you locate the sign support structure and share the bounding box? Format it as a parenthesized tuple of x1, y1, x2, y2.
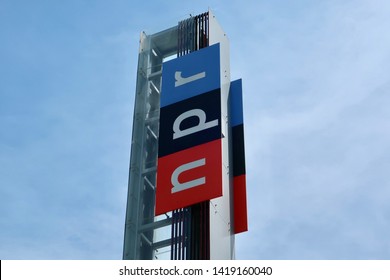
(123, 11, 247, 260)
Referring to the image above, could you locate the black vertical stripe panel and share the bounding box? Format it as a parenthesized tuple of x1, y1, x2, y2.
(232, 124, 246, 177)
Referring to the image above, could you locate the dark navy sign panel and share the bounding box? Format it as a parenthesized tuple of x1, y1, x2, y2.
(161, 43, 220, 108)
(159, 89, 221, 157)
(232, 124, 245, 177)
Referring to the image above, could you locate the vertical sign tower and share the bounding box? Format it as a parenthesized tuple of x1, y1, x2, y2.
(123, 11, 247, 260)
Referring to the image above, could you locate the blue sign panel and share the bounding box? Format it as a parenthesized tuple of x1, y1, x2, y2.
(161, 43, 220, 107)
(230, 79, 244, 127)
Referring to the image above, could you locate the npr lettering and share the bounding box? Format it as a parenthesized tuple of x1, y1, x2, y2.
(155, 44, 223, 215)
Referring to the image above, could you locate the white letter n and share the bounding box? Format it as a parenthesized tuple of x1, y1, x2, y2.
(171, 158, 206, 193)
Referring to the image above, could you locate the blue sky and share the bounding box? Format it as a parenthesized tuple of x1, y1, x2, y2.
(1, 0, 390, 259)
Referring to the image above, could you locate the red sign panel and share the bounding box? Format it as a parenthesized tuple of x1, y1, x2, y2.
(155, 139, 222, 216)
(233, 174, 247, 233)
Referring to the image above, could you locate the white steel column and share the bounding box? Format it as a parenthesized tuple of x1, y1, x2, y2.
(208, 10, 235, 260)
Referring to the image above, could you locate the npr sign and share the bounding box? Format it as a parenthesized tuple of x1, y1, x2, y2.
(155, 44, 223, 215)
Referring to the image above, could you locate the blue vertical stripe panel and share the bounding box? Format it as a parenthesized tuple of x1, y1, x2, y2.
(229, 79, 248, 234)
(230, 79, 244, 127)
